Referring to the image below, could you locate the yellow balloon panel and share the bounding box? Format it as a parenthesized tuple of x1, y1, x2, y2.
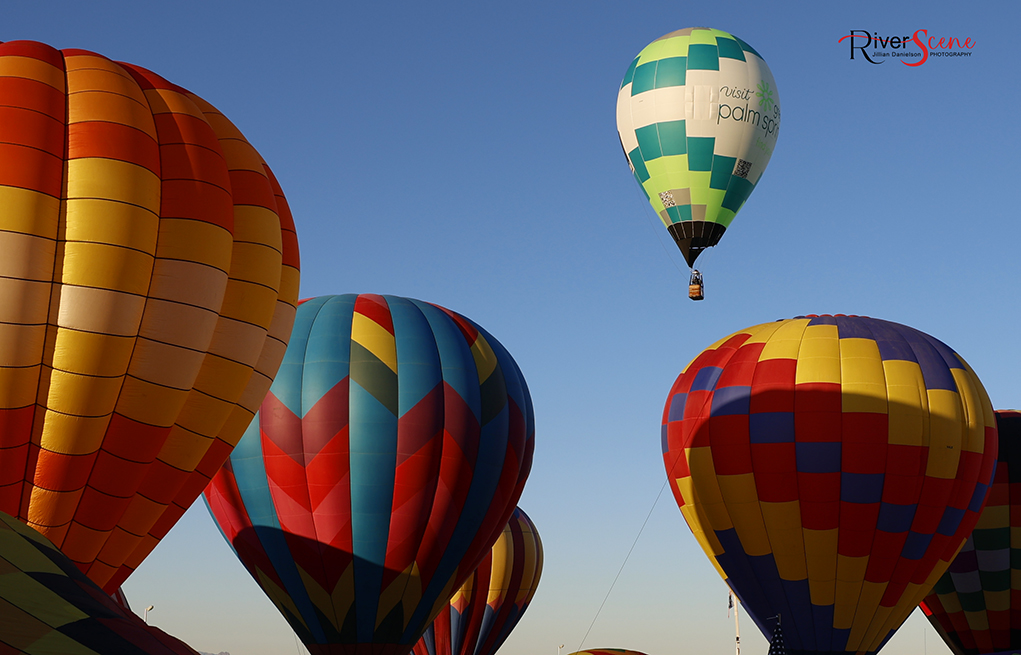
(0, 187, 60, 237)
(63, 199, 159, 251)
(153, 219, 234, 271)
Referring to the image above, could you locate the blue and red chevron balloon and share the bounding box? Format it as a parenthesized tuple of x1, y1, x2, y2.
(413, 506, 543, 655)
(662, 315, 997, 655)
(204, 294, 534, 655)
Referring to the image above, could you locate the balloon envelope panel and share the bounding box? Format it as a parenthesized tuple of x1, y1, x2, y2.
(921, 410, 1021, 655)
(616, 27, 780, 266)
(413, 507, 543, 655)
(661, 315, 997, 654)
(0, 511, 198, 655)
(0, 40, 300, 591)
(204, 294, 534, 655)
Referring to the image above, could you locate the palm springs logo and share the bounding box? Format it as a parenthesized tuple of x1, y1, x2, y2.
(717, 79, 780, 138)
(756, 81, 774, 110)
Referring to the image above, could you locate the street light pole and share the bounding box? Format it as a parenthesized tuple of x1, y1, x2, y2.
(558, 644, 564, 655)
(730, 592, 740, 655)
(144, 605, 154, 624)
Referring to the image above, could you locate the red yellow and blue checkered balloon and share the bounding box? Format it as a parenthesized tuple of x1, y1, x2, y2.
(661, 315, 997, 655)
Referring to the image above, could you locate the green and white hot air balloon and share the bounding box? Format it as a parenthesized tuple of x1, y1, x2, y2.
(616, 27, 780, 299)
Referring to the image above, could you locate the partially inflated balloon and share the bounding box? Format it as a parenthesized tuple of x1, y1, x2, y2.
(616, 27, 780, 267)
(204, 294, 534, 655)
(921, 410, 1021, 655)
(567, 650, 650, 655)
(413, 507, 542, 655)
(0, 511, 198, 655)
(0, 40, 301, 591)
(662, 315, 997, 654)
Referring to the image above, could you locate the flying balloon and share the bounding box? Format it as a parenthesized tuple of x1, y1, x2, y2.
(616, 27, 780, 299)
(921, 410, 1021, 655)
(204, 294, 534, 655)
(413, 507, 542, 655)
(0, 39, 301, 591)
(0, 511, 199, 655)
(662, 315, 997, 654)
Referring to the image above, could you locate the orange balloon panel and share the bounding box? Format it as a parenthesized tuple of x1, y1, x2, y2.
(0, 40, 300, 592)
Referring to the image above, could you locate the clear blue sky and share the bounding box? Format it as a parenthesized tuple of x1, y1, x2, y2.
(6, 1, 1020, 654)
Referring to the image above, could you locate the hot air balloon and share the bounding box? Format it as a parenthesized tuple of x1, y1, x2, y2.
(204, 294, 534, 655)
(413, 507, 542, 655)
(566, 649, 650, 655)
(616, 27, 780, 300)
(0, 39, 301, 591)
(920, 410, 1021, 655)
(661, 315, 997, 654)
(0, 511, 199, 655)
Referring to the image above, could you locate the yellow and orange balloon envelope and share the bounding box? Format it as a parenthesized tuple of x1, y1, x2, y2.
(0, 40, 300, 591)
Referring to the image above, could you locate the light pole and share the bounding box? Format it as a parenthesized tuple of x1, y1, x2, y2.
(144, 605, 154, 623)
(731, 593, 740, 655)
(558, 645, 564, 655)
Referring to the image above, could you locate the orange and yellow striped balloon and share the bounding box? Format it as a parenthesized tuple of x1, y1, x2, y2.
(0, 40, 300, 591)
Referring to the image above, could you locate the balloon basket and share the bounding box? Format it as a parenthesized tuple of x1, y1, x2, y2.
(688, 270, 704, 301)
